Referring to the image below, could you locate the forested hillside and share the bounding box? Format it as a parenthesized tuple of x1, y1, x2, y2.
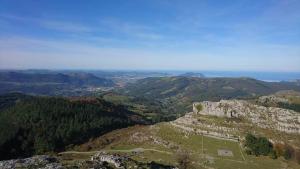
(119, 76, 300, 116)
(0, 93, 145, 160)
(123, 77, 300, 100)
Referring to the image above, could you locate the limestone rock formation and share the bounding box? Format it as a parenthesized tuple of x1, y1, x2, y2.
(91, 152, 126, 169)
(0, 155, 62, 169)
(193, 100, 300, 134)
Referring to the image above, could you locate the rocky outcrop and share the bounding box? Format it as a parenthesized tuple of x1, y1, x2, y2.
(170, 112, 240, 141)
(193, 100, 300, 134)
(258, 95, 289, 104)
(193, 100, 246, 118)
(0, 154, 128, 169)
(91, 152, 126, 169)
(0, 151, 177, 169)
(0, 155, 62, 169)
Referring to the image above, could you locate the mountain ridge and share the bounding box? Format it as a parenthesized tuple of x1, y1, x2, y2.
(119, 76, 300, 116)
(0, 72, 115, 96)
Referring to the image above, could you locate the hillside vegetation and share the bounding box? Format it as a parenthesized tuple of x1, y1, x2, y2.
(71, 123, 300, 169)
(69, 98, 300, 168)
(0, 93, 145, 160)
(120, 76, 300, 116)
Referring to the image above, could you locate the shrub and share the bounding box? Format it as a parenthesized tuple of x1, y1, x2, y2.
(245, 149, 252, 155)
(195, 104, 203, 112)
(273, 143, 285, 157)
(257, 137, 272, 156)
(284, 145, 294, 160)
(176, 150, 196, 169)
(284, 149, 292, 160)
(269, 149, 277, 159)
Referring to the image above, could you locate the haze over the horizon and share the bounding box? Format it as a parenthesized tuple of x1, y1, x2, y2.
(0, 0, 300, 72)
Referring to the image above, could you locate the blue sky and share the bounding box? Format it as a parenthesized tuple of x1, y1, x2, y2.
(0, 0, 299, 71)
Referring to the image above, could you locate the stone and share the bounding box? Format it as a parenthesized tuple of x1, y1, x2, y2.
(193, 100, 300, 134)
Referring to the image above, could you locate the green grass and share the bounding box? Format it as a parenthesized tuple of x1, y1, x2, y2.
(203, 136, 243, 160)
(212, 156, 282, 169)
(153, 123, 299, 169)
(68, 123, 300, 169)
(132, 151, 176, 166)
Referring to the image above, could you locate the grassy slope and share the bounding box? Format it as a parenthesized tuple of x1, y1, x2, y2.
(71, 123, 300, 169)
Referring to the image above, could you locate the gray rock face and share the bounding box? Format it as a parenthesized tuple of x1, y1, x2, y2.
(91, 152, 126, 169)
(0, 154, 126, 169)
(258, 95, 289, 104)
(0, 155, 63, 169)
(171, 112, 239, 141)
(193, 100, 300, 134)
(193, 100, 244, 118)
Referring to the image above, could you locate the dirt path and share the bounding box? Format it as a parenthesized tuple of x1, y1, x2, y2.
(59, 148, 172, 155)
(238, 143, 246, 161)
(107, 148, 172, 154)
(58, 150, 100, 155)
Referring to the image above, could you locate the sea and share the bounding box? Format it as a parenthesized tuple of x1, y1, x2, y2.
(162, 70, 300, 82)
(198, 71, 300, 82)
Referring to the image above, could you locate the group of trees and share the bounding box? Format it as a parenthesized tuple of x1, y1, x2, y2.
(0, 94, 144, 160)
(278, 102, 300, 113)
(245, 133, 300, 164)
(245, 133, 273, 156)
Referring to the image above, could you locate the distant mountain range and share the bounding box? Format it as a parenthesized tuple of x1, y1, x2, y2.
(122, 76, 300, 100)
(0, 72, 114, 86)
(179, 72, 205, 77)
(0, 72, 114, 95)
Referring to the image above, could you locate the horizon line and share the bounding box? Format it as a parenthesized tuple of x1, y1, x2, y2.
(1, 68, 300, 73)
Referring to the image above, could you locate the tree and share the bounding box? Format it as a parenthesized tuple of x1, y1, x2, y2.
(257, 137, 272, 156)
(0, 94, 144, 160)
(245, 133, 259, 155)
(244, 133, 272, 156)
(245, 133, 257, 148)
